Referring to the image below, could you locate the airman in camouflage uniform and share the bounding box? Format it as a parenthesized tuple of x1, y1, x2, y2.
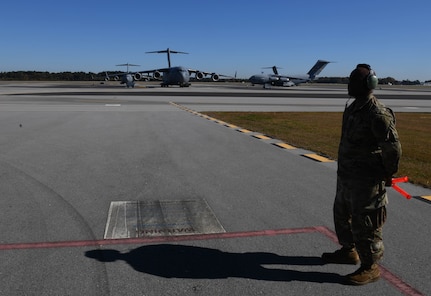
(322, 64, 402, 285)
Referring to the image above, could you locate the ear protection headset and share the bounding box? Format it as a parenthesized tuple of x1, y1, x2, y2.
(356, 63, 378, 90)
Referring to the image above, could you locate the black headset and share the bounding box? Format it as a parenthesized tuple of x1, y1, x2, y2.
(356, 64, 378, 90)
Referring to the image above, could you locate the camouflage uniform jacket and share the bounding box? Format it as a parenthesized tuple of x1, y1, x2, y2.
(337, 95, 402, 181)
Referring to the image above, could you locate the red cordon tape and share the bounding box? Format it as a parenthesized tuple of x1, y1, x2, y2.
(391, 176, 412, 199)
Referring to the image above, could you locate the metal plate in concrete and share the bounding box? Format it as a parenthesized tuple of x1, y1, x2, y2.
(104, 199, 225, 239)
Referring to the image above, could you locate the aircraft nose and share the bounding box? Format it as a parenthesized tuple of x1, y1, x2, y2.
(249, 76, 258, 83)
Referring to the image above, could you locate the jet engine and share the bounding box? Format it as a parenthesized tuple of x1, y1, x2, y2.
(195, 71, 204, 80)
(114, 76, 120, 81)
(153, 71, 162, 79)
(268, 76, 280, 82)
(134, 73, 142, 80)
(211, 73, 219, 82)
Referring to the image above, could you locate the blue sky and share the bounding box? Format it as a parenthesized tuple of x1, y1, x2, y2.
(1, 0, 430, 81)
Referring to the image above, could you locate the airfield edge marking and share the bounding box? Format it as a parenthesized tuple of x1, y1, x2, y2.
(414, 195, 431, 204)
(0, 225, 425, 295)
(170, 102, 336, 164)
(170, 103, 431, 205)
(0, 227, 321, 250)
(302, 153, 334, 163)
(273, 142, 296, 150)
(253, 134, 272, 140)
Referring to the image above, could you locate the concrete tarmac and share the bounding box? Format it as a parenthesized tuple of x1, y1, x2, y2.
(0, 81, 430, 296)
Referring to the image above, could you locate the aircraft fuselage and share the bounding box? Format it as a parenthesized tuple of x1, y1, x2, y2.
(249, 74, 293, 87)
(162, 66, 191, 87)
(249, 74, 270, 85)
(120, 74, 135, 88)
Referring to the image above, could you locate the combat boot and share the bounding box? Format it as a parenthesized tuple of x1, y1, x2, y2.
(321, 247, 360, 265)
(346, 264, 380, 285)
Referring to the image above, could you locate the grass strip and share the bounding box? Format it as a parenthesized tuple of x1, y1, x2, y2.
(203, 112, 430, 189)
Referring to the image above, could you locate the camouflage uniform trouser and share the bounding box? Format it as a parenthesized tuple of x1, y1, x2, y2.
(333, 176, 388, 266)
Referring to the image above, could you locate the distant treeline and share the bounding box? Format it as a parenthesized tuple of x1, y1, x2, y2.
(315, 76, 426, 86)
(0, 71, 428, 85)
(0, 71, 99, 81)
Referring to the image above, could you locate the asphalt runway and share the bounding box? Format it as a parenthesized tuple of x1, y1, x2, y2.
(1, 81, 430, 295)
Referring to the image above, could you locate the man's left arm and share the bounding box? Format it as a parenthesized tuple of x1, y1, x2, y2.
(372, 112, 402, 181)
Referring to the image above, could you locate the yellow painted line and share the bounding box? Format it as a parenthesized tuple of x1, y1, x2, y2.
(421, 195, 431, 201)
(273, 142, 296, 150)
(303, 154, 334, 163)
(238, 129, 252, 133)
(225, 124, 238, 129)
(253, 135, 271, 140)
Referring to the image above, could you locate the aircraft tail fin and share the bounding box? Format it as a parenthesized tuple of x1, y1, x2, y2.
(146, 48, 188, 68)
(262, 66, 282, 75)
(307, 60, 330, 80)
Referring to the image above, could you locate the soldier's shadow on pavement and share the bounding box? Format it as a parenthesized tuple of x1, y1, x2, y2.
(85, 244, 345, 284)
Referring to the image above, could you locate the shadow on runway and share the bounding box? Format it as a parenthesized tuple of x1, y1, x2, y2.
(85, 244, 345, 284)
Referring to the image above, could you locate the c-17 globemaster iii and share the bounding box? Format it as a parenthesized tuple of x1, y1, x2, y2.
(140, 48, 226, 87)
(104, 63, 149, 88)
(249, 60, 331, 88)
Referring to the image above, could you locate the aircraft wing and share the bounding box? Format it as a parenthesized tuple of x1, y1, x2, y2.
(188, 68, 234, 80)
(104, 71, 150, 81)
(139, 68, 171, 74)
(104, 71, 132, 80)
(136, 68, 172, 80)
(105, 72, 124, 78)
(276, 74, 304, 80)
(105, 63, 142, 78)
